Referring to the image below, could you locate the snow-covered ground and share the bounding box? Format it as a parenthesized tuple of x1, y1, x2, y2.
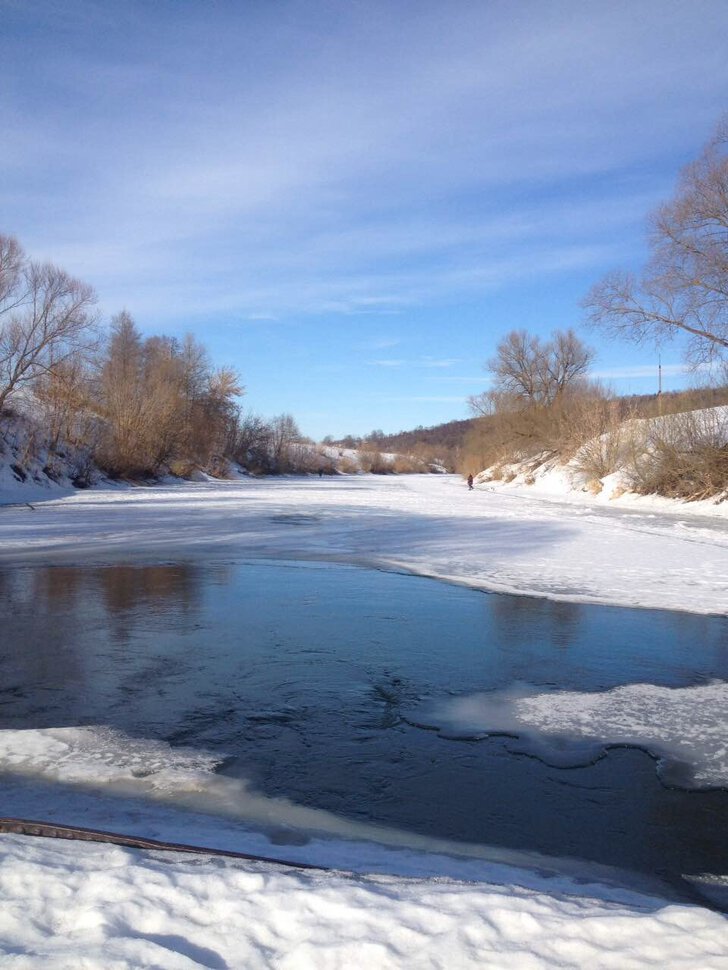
(3, 832, 727, 970)
(1, 473, 727, 968)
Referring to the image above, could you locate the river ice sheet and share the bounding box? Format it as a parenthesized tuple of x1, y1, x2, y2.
(410, 681, 728, 789)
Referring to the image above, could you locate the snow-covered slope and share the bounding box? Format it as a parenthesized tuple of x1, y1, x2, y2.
(0, 413, 95, 504)
(477, 405, 728, 505)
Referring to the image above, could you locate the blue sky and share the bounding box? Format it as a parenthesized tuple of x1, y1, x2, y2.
(2, 0, 728, 439)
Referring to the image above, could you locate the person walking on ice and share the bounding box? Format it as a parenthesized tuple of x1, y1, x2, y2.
(467, 474, 474, 490)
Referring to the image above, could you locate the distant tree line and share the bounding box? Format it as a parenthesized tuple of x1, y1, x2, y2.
(327, 419, 471, 472)
(0, 233, 319, 481)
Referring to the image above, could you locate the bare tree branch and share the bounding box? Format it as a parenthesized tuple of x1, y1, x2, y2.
(583, 117, 728, 364)
(0, 235, 98, 413)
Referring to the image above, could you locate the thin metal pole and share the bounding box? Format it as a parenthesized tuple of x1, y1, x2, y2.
(658, 354, 662, 415)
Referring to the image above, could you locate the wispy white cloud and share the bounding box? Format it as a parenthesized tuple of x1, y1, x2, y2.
(422, 358, 462, 368)
(3, 0, 727, 326)
(361, 337, 403, 351)
(1, 0, 727, 443)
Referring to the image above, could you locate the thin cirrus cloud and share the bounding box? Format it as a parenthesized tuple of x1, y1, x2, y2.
(3, 0, 728, 325)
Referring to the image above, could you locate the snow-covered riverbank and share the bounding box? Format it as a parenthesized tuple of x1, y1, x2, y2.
(1, 474, 726, 968)
(2, 832, 726, 970)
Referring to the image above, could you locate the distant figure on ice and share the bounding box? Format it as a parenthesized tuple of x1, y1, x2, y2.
(467, 474, 474, 490)
(318, 467, 324, 478)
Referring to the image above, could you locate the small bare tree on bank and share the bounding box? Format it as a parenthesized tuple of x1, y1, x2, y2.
(0, 234, 97, 414)
(464, 328, 600, 473)
(583, 118, 728, 366)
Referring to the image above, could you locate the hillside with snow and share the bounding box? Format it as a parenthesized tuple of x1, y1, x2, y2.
(475, 404, 728, 509)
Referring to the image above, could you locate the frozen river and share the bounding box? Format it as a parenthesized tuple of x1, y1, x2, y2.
(1, 557, 727, 906)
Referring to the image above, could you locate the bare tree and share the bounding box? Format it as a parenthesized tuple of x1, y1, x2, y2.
(0, 235, 24, 308)
(96, 316, 245, 478)
(0, 234, 97, 413)
(269, 413, 303, 471)
(33, 356, 96, 451)
(477, 328, 593, 410)
(198, 365, 244, 462)
(97, 311, 149, 476)
(584, 118, 728, 364)
(232, 412, 274, 471)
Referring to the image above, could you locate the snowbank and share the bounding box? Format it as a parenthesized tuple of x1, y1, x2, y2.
(2, 834, 727, 970)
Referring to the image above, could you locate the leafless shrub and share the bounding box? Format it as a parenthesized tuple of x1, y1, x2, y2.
(168, 458, 198, 479)
(68, 449, 96, 488)
(462, 388, 613, 475)
(206, 456, 233, 479)
(626, 409, 728, 500)
(359, 449, 393, 474)
(571, 398, 632, 481)
(391, 454, 426, 473)
(337, 455, 360, 474)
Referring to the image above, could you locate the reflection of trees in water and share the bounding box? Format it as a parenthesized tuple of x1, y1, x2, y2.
(0, 568, 85, 707)
(0, 564, 208, 724)
(0, 566, 37, 608)
(93, 564, 204, 643)
(2, 563, 204, 622)
(489, 593, 584, 652)
(96, 564, 200, 615)
(36, 567, 84, 607)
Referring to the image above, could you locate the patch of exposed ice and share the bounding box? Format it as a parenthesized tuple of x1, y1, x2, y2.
(0, 726, 223, 792)
(412, 681, 728, 788)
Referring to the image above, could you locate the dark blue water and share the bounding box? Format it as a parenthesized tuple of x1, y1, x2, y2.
(0, 559, 727, 899)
